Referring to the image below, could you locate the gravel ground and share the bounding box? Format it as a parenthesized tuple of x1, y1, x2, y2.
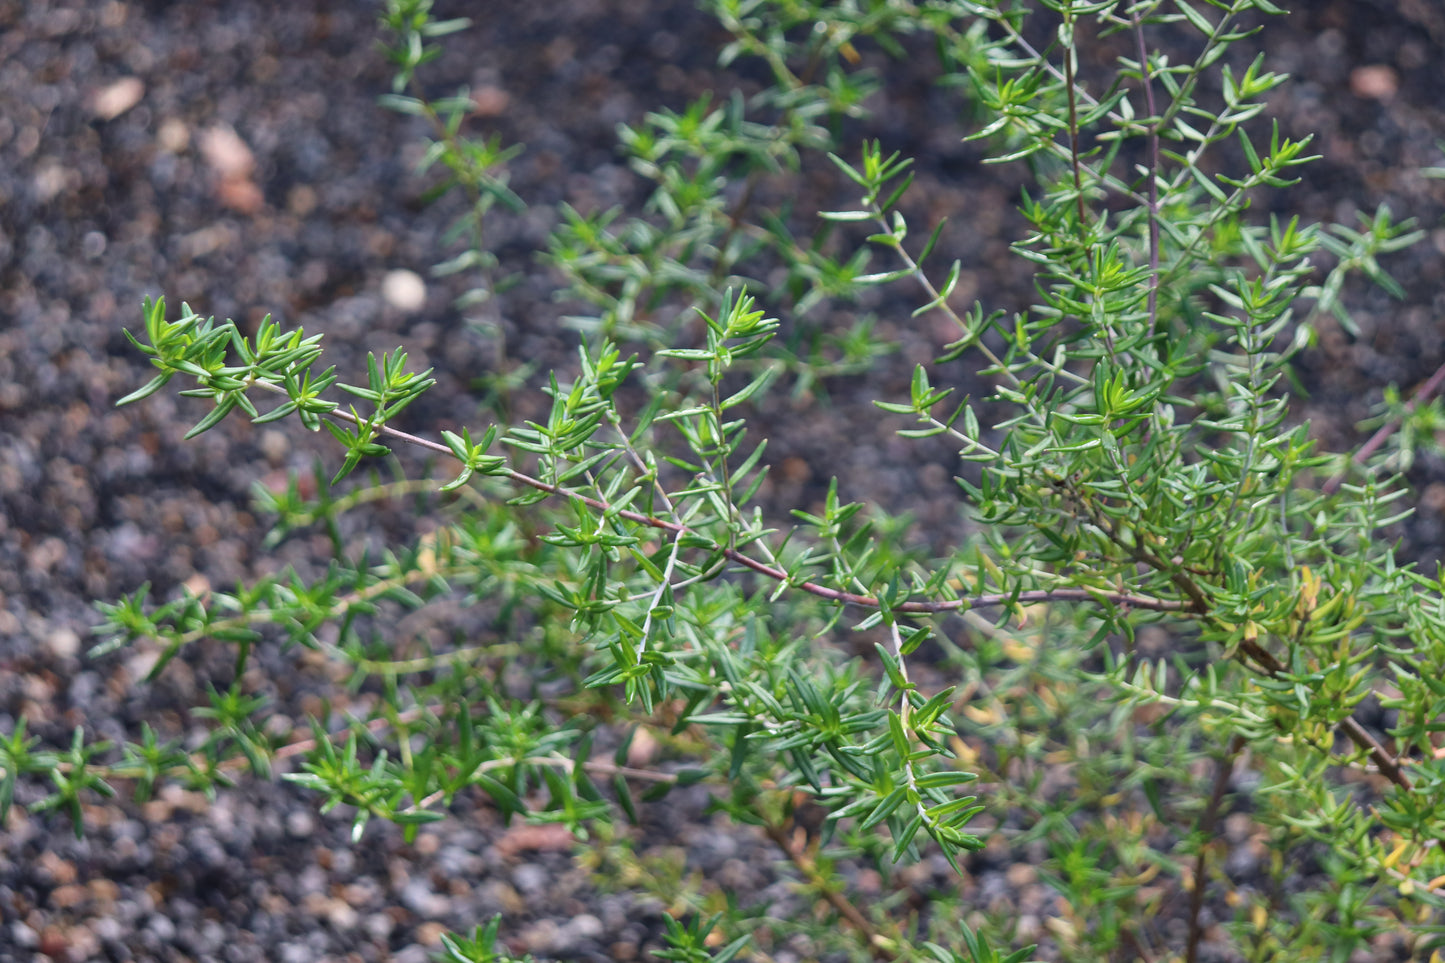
(2, 1, 1445, 961)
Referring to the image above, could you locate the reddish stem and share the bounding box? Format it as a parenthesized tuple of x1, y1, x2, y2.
(1323, 357, 1445, 496)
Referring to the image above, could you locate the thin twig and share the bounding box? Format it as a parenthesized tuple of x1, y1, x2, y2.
(1072, 470, 1413, 792)
(1323, 357, 1445, 496)
(303, 396, 1193, 616)
(889, 622, 930, 828)
(1131, 11, 1161, 331)
(1236, 638, 1410, 791)
(1062, 16, 1089, 233)
(62, 701, 678, 808)
(763, 820, 895, 962)
(1121, 925, 1158, 963)
(1185, 734, 1246, 963)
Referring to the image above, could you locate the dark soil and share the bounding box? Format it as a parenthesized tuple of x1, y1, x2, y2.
(2, 1, 1444, 961)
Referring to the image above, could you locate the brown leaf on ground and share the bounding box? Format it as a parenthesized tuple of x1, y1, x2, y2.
(495, 822, 577, 858)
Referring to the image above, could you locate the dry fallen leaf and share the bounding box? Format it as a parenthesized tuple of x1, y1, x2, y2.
(495, 822, 576, 858)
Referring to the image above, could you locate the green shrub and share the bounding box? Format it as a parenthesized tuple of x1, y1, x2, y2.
(12, 0, 1443, 959)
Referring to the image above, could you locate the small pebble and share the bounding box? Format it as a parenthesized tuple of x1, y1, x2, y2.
(156, 117, 190, 153)
(567, 913, 604, 940)
(91, 77, 144, 120)
(199, 124, 256, 180)
(1350, 64, 1398, 100)
(259, 429, 290, 466)
(9, 922, 38, 948)
(145, 914, 176, 942)
(520, 918, 560, 953)
(285, 810, 315, 839)
(401, 878, 450, 917)
(511, 862, 549, 897)
(45, 626, 80, 659)
(279, 941, 311, 963)
(326, 899, 359, 931)
(382, 269, 427, 313)
(364, 911, 395, 942)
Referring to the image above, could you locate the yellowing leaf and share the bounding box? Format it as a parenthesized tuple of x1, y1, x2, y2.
(1003, 640, 1036, 663)
(1044, 916, 1078, 946)
(1297, 565, 1320, 616)
(1382, 836, 1411, 869)
(964, 704, 1001, 726)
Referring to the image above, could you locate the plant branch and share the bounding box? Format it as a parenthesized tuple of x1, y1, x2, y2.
(1062, 15, 1089, 234)
(57, 702, 679, 804)
(1234, 638, 1411, 791)
(1132, 10, 1162, 331)
(763, 819, 895, 962)
(1185, 734, 1246, 963)
(304, 393, 1195, 616)
(1323, 356, 1445, 496)
(1071, 473, 1412, 792)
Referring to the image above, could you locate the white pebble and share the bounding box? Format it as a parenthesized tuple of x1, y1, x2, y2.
(46, 626, 80, 659)
(567, 913, 604, 940)
(382, 269, 427, 313)
(92, 76, 144, 120)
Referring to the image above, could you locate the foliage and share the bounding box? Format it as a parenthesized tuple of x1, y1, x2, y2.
(6, 0, 1442, 960)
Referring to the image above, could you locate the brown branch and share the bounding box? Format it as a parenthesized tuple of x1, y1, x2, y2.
(1121, 925, 1158, 963)
(270, 708, 680, 786)
(1185, 734, 1246, 963)
(1071, 483, 1213, 616)
(322, 405, 1193, 616)
(1337, 717, 1411, 789)
(764, 820, 896, 962)
(1070, 471, 1412, 793)
(1236, 638, 1410, 791)
(296, 370, 1421, 799)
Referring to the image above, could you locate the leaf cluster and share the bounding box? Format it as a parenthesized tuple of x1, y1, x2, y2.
(9, 1, 1444, 961)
